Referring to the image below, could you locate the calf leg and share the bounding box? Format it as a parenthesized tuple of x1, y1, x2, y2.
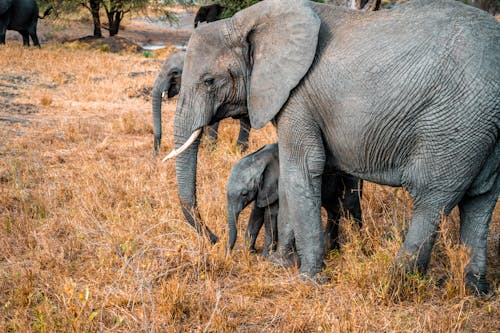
(261, 202, 279, 257)
(245, 204, 265, 253)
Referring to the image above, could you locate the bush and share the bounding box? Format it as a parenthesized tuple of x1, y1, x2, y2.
(218, 0, 261, 17)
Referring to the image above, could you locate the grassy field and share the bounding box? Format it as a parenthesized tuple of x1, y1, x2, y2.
(0, 39, 498, 332)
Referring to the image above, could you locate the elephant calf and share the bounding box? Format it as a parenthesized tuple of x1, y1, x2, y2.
(227, 143, 363, 256)
(152, 50, 251, 158)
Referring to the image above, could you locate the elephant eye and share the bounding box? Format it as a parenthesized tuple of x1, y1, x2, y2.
(204, 77, 215, 87)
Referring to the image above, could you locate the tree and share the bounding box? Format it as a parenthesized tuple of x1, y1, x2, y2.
(42, 0, 103, 37)
(101, 0, 148, 36)
(88, 0, 102, 37)
(216, 0, 260, 17)
(44, 0, 177, 37)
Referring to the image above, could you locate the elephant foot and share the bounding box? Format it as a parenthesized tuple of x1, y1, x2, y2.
(298, 271, 329, 285)
(326, 239, 340, 252)
(268, 250, 296, 268)
(394, 250, 428, 276)
(465, 272, 491, 296)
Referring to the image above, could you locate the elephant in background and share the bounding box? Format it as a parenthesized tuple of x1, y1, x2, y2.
(343, 0, 381, 10)
(152, 50, 250, 157)
(462, 0, 498, 15)
(0, 0, 52, 47)
(167, 0, 499, 294)
(194, 3, 225, 28)
(227, 143, 362, 257)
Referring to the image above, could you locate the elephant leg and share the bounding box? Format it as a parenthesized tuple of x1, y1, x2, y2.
(28, 26, 40, 47)
(322, 174, 363, 251)
(261, 202, 278, 257)
(396, 190, 461, 275)
(321, 174, 342, 251)
(0, 23, 6, 44)
(271, 183, 296, 267)
(341, 176, 363, 225)
(206, 122, 219, 142)
(245, 204, 265, 253)
(458, 176, 498, 295)
(20, 31, 30, 46)
(325, 209, 340, 251)
(236, 116, 251, 152)
(276, 113, 325, 279)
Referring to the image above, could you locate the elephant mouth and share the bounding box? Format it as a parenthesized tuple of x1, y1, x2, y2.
(162, 128, 202, 162)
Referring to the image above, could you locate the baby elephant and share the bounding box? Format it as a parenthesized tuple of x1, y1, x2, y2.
(227, 143, 363, 256)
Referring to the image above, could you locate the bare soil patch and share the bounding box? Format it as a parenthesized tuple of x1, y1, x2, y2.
(63, 35, 144, 53)
(0, 100, 39, 115)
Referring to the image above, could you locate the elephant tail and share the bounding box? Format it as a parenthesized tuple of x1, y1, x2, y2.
(39, 6, 53, 19)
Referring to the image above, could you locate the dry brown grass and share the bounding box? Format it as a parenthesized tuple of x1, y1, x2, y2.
(0, 43, 498, 332)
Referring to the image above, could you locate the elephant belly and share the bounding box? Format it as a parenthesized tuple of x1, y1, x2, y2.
(322, 126, 405, 187)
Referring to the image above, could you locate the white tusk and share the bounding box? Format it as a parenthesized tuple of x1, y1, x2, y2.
(162, 91, 165, 98)
(162, 128, 202, 162)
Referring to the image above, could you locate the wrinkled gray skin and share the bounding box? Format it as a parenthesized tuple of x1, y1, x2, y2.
(152, 50, 251, 157)
(227, 143, 362, 257)
(0, 0, 52, 47)
(173, 0, 499, 294)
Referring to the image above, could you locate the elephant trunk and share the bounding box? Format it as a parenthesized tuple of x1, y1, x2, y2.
(227, 202, 242, 250)
(152, 85, 164, 157)
(174, 103, 218, 244)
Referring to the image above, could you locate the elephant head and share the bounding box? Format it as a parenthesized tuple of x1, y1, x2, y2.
(164, 0, 319, 244)
(152, 50, 185, 156)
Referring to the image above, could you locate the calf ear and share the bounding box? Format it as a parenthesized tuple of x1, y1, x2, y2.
(256, 164, 279, 208)
(230, 0, 320, 129)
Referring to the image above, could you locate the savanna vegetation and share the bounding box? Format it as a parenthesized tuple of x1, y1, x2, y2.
(0, 2, 498, 332)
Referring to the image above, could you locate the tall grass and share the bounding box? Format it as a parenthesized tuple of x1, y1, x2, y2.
(0, 44, 498, 332)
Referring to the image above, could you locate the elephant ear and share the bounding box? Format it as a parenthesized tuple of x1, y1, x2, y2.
(167, 72, 181, 98)
(255, 163, 279, 208)
(231, 0, 321, 129)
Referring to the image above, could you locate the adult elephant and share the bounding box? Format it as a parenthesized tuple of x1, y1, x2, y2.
(165, 0, 499, 294)
(152, 50, 251, 157)
(0, 0, 52, 47)
(194, 3, 225, 28)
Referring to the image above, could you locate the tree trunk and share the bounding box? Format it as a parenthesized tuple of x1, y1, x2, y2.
(107, 11, 122, 36)
(89, 0, 102, 37)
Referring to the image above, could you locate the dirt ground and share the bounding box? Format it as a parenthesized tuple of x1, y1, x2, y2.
(4, 9, 195, 51)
